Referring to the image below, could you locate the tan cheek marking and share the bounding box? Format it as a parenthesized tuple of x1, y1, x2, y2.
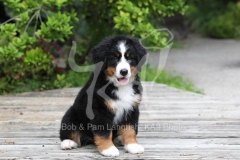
(104, 67, 116, 77)
(104, 100, 115, 112)
(71, 131, 81, 145)
(94, 132, 114, 152)
(117, 125, 137, 145)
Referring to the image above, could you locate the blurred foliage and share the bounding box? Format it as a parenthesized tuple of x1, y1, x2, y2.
(140, 65, 203, 94)
(0, 0, 188, 94)
(7, 73, 76, 94)
(75, 0, 188, 61)
(0, 0, 77, 94)
(187, 0, 240, 38)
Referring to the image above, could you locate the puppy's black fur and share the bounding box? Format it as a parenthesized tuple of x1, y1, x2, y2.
(60, 35, 146, 148)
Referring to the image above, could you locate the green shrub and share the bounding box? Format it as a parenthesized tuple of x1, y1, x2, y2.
(187, 0, 240, 39)
(207, 12, 235, 38)
(0, 0, 188, 94)
(24, 47, 54, 78)
(74, 0, 188, 59)
(0, 0, 77, 94)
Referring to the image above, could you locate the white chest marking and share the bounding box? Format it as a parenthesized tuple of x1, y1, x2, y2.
(108, 84, 140, 124)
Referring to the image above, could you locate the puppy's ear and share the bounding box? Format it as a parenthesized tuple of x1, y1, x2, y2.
(91, 43, 109, 72)
(91, 45, 106, 64)
(133, 39, 147, 72)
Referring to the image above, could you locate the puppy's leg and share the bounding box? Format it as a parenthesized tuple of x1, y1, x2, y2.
(60, 108, 81, 150)
(94, 131, 119, 157)
(60, 131, 81, 150)
(118, 125, 144, 154)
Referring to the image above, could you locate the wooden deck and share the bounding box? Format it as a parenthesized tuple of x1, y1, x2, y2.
(1, 82, 240, 159)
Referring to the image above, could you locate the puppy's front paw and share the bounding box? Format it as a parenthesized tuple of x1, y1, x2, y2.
(101, 146, 119, 157)
(61, 139, 78, 150)
(124, 143, 144, 154)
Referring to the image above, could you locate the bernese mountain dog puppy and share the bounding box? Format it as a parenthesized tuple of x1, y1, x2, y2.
(60, 35, 147, 157)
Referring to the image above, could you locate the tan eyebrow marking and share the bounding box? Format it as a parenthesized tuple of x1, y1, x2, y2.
(115, 53, 120, 57)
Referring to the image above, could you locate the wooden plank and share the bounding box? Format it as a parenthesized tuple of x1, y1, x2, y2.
(1, 110, 240, 121)
(0, 144, 240, 159)
(1, 128, 240, 139)
(1, 104, 239, 114)
(1, 138, 240, 146)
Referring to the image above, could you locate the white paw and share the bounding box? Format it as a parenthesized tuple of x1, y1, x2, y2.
(61, 139, 78, 150)
(124, 143, 144, 154)
(101, 146, 119, 157)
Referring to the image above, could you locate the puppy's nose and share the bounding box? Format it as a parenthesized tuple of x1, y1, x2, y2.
(120, 69, 128, 76)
